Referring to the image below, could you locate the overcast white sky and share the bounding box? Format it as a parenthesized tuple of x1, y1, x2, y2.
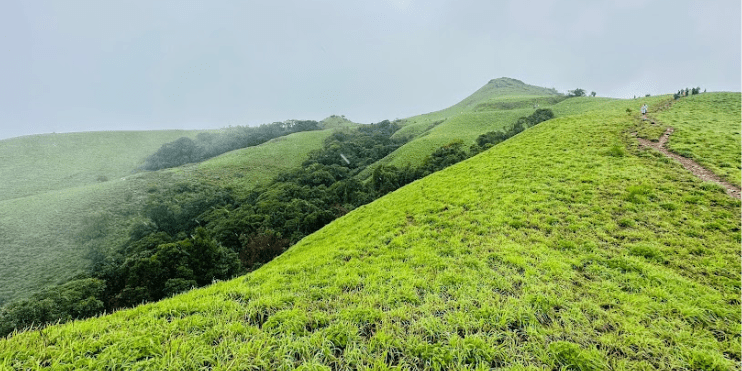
(1, 0, 739, 140)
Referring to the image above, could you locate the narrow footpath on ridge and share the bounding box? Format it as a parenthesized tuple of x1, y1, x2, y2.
(632, 100, 741, 200)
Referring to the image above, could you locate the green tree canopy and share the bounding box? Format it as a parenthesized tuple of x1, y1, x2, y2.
(567, 88, 586, 97)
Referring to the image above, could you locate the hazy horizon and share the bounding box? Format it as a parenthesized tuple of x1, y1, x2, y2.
(1, 0, 740, 140)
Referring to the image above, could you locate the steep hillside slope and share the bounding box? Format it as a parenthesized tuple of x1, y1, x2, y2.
(382, 109, 530, 168)
(392, 78, 561, 139)
(373, 78, 565, 169)
(454, 77, 561, 110)
(652, 92, 741, 186)
(178, 129, 336, 198)
(0, 130, 202, 202)
(3, 99, 739, 369)
(0, 129, 334, 305)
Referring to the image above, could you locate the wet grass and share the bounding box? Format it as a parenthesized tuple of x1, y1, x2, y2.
(385, 110, 529, 168)
(380, 79, 564, 169)
(653, 93, 741, 186)
(383, 94, 628, 171)
(2, 98, 739, 370)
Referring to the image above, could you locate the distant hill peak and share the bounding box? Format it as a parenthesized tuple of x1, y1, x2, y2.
(480, 77, 561, 95)
(320, 115, 358, 129)
(451, 77, 561, 110)
(487, 77, 525, 86)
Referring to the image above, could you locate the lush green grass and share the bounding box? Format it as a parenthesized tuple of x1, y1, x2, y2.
(380, 94, 615, 171)
(378, 84, 568, 172)
(653, 93, 741, 186)
(320, 115, 358, 129)
(550, 96, 655, 117)
(454, 77, 561, 110)
(374, 80, 642, 175)
(384, 110, 530, 167)
(471, 95, 566, 112)
(390, 78, 562, 143)
(0, 130, 202, 202)
(613, 95, 675, 142)
(3, 98, 739, 370)
(0, 130, 334, 305)
(178, 129, 336, 199)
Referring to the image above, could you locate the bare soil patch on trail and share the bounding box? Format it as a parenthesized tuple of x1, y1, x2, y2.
(635, 125, 741, 199)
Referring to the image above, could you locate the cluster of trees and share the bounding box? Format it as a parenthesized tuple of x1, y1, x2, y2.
(674, 87, 703, 100)
(98, 228, 240, 308)
(1, 181, 239, 336)
(0, 111, 556, 337)
(112, 121, 410, 308)
(472, 109, 554, 153)
(567, 89, 597, 97)
(0, 279, 106, 336)
(141, 120, 321, 171)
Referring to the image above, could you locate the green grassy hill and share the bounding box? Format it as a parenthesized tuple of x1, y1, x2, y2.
(175, 129, 337, 198)
(653, 92, 741, 186)
(3, 96, 739, 369)
(391, 78, 561, 141)
(369, 78, 566, 170)
(0, 130, 203, 202)
(320, 115, 358, 129)
(454, 77, 561, 110)
(0, 129, 336, 305)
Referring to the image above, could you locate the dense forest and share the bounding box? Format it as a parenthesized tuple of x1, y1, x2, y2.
(0, 110, 554, 337)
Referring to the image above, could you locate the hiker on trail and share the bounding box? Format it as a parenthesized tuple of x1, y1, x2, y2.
(641, 104, 648, 117)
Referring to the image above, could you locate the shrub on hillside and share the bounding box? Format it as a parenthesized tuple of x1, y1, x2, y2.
(420, 140, 469, 175)
(549, 341, 606, 370)
(567, 88, 586, 97)
(143, 182, 234, 236)
(605, 145, 625, 157)
(101, 228, 239, 309)
(472, 109, 554, 153)
(371, 164, 419, 196)
(675, 87, 703, 100)
(303, 120, 404, 171)
(238, 230, 290, 269)
(0, 278, 105, 337)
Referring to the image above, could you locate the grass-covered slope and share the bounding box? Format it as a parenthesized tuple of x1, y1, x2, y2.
(384, 110, 530, 167)
(0, 129, 334, 305)
(0, 130, 201, 202)
(653, 93, 741, 186)
(320, 115, 358, 129)
(177, 129, 336, 198)
(454, 77, 561, 110)
(374, 78, 565, 169)
(3, 99, 739, 370)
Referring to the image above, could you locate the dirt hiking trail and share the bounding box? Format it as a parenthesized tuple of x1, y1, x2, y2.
(632, 100, 740, 200)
